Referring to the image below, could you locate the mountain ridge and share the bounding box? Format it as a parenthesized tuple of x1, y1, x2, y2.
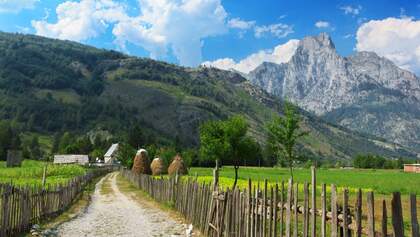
(0, 31, 417, 160)
(248, 33, 420, 152)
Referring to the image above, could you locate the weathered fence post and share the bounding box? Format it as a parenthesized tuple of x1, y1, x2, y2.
(355, 188, 362, 237)
(320, 183, 326, 237)
(286, 178, 292, 237)
(343, 188, 349, 237)
(273, 183, 278, 237)
(293, 183, 298, 237)
(367, 192, 375, 237)
(311, 166, 316, 237)
(303, 182, 309, 237)
(331, 184, 338, 237)
(42, 164, 48, 190)
(213, 160, 219, 191)
(381, 200, 387, 237)
(410, 194, 419, 237)
(391, 192, 404, 237)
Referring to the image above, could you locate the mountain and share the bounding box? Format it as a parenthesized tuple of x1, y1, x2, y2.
(248, 33, 420, 153)
(0, 31, 417, 161)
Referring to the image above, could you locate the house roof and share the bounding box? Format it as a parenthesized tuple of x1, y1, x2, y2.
(404, 163, 420, 166)
(104, 143, 119, 157)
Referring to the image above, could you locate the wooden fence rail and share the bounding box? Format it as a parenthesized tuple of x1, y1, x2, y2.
(121, 167, 419, 237)
(0, 167, 115, 237)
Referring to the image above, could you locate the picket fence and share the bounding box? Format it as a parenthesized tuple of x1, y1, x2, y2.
(0, 167, 115, 237)
(121, 167, 419, 237)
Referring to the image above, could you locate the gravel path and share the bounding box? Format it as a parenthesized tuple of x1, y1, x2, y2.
(56, 172, 188, 237)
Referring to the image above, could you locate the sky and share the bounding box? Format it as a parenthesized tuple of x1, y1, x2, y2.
(0, 0, 420, 75)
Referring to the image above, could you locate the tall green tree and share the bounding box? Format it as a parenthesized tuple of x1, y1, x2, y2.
(127, 124, 144, 149)
(116, 143, 136, 168)
(58, 132, 73, 153)
(267, 101, 308, 180)
(200, 115, 259, 189)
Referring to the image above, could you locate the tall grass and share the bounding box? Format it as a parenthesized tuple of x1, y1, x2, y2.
(0, 160, 87, 186)
(189, 166, 420, 195)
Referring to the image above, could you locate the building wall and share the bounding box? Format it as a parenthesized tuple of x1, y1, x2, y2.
(404, 165, 420, 173)
(54, 155, 89, 165)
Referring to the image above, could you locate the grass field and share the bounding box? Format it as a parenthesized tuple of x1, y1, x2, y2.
(189, 166, 420, 195)
(0, 160, 87, 186)
(188, 166, 419, 234)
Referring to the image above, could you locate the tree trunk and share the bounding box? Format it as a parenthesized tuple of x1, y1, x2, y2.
(289, 162, 294, 181)
(233, 165, 239, 190)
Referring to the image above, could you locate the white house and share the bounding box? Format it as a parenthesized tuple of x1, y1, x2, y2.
(104, 143, 119, 164)
(53, 155, 89, 165)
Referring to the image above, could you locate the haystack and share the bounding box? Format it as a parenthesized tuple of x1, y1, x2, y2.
(168, 154, 188, 175)
(150, 157, 165, 176)
(132, 149, 151, 175)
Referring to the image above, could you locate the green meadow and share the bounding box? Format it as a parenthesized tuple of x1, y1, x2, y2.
(0, 160, 87, 186)
(188, 166, 420, 195)
(188, 166, 420, 234)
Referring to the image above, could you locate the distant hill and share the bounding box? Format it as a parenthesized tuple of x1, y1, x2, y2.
(0, 32, 417, 160)
(248, 33, 420, 153)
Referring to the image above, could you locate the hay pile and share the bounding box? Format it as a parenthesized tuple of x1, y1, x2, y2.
(132, 149, 151, 175)
(168, 154, 188, 175)
(150, 157, 164, 176)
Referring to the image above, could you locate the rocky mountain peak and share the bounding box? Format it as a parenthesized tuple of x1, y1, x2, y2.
(247, 34, 420, 152)
(299, 32, 336, 52)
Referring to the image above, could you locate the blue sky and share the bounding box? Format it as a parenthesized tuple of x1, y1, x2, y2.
(0, 0, 420, 74)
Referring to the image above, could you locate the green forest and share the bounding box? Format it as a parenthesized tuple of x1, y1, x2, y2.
(0, 32, 417, 166)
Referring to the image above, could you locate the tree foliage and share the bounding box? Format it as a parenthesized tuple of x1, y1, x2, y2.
(267, 101, 308, 180)
(199, 115, 260, 188)
(353, 154, 410, 169)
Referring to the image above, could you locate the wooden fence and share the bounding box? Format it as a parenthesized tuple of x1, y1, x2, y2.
(121, 167, 419, 237)
(0, 167, 114, 237)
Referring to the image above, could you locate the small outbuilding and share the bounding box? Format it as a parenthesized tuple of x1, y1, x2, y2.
(53, 155, 89, 165)
(404, 164, 420, 173)
(104, 143, 119, 164)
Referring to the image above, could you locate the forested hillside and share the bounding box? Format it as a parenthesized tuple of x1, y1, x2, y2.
(0, 32, 416, 163)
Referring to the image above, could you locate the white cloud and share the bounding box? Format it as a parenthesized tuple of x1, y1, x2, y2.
(356, 17, 420, 75)
(254, 23, 293, 38)
(32, 0, 228, 67)
(32, 0, 127, 42)
(0, 0, 38, 13)
(228, 18, 255, 30)
(315, 21, 330, 28)
(202, 39, 299, 73)
(340, 5, 362, 16)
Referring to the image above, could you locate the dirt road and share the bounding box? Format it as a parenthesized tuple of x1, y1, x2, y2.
(56, 172, 188, 237)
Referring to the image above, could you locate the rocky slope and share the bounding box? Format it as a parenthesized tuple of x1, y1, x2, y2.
(248, 33, 420, 152)
(0, 32, 416, 160)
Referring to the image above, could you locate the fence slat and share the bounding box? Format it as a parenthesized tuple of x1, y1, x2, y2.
(311, 167, 316, 237)
(331, 184, 338, 237)
(293, 183, 298, 237)
(410, 194, 419, 237)
(343, 188, 349, 237)
(303, 182, 309, 237)
(0, 167, 112, 237)
(382, 200, 387, 237)
(321, 183, 326, 237)
(273, 183, 278, 237)
(286, 179, 292, 237)
(118, 168, 417, 237)
(391, 192, 404, 237)
(367, 192, 375, 237)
